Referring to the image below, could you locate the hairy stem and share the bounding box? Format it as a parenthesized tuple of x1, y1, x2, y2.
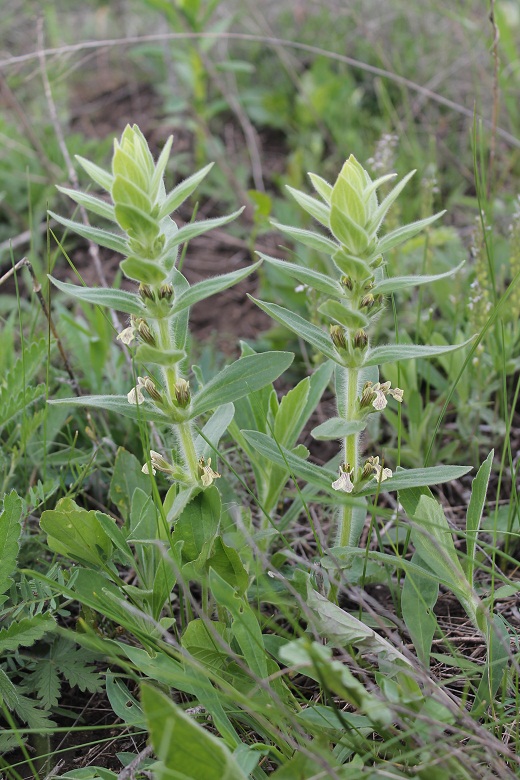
(337, 365, 359, 548)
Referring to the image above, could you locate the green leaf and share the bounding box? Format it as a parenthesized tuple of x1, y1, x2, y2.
(257, 254, 343, 298)
(401, 552, 439, 667)
(270, 222, 338, 254)
(209, 569, 268, 680)
(250, 298, 339, 362)
(376, 211, 445, 255)
(49, 211, 128, 254)
(120, 255, 168, 285)
(165, 209, 244, 250)
(31, 655, 61, 709)
(465, 450, 493, 585)
(364, 338, 473, 366)
(170, 261, 261, 316)
(273, 376, 310, 449)
(205, 537, 249, 595)
(318, 298, 369, 329)
(311, 417, 366, 441)
(48, 276, 144, 316)
(330, 207, 369, 254)
(195, 403, 235, 459)
(286, 185, 330, 228)
(109, 448, 151, 522)
(308, 172, 333, 203)
(106, 673, 146, 727)
(158, 163, 214, 219)
(141, 683, 248, 780)
(398, 488, 478, 626)
(472, 614, 510, 713)
(358, 464, 472, 496)
(241, 430, 336, 492)
(190, 351, 293, 418)
(0, 614, 55, 653)
(135, 343, 185, 366)
(366, 169, 415, 234)
(0, 491, 22, 597)
(181, 619, 232, 671)
(76, 154, 114, 191)
(48, 394, 170, 424)
(372, 261, 464, 295)
(0, 667, 19, 709)
(40, 498, 113, 568)
(172, 487, 221, 564)
(56, 186, 116, 222)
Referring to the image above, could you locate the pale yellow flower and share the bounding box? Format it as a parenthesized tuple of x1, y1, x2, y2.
(332, 466, 354, 493)
(199, 457, 220, 487)
(127, 376, 146, 404)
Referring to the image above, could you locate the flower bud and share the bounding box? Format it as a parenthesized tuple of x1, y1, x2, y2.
(139, 284, 156, 302)
(174, 378, 191, 408)
(353, 330, 368, 350)
(137, 319, 156, 346)
(159, 284, 174, 301)
(360, 293, 375, 310)
(340, 275, 353, 291)
(330, 325, 347, 351)
(143, 376, 163, 404)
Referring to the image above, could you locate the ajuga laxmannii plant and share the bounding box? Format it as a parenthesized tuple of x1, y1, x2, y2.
(48, 125, 293, 521)
(248, 154, 471, 547)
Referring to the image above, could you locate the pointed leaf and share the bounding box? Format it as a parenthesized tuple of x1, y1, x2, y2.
(241, 430, 336, 491)
(401, 552, 439, 667)
(311, 417, 366, 441)
(48, 276, 144, 315)
(286, 185, 330, 228)
(366, 170, 415, 234)
(358, 465, 472, 496)
(49, 211, 128, 254)
(166, 208, 244, 250)
(318, 299, 369, 329)
(75, 155, 114, 192)
(56, 186, 116, 222)
(158, 163, 214, 218)
(372, 262, 465, 295)
(250, 298, 339, 362)
(170, 261, 261, 316)
(271, 222, 338, 254)
(308, 172, 333, 203)
(190, 351, 293, 417)
(364, 338, 473, 366)
(465, 450, 493, 584)
(48, 394, 170, 423)
(376, 211, 445, 255)
(257, 254, 343, 298)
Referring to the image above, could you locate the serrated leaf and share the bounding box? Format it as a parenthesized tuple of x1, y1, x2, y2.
(286, 186, 330, 228)
(311, 417, 366, 441)
(364, 338, 473, 366)
(48, 394, 170, 424)
(250, 298, 339, 363)
(49, 211, 128, 254)
(170, 261, 261, 316)
(0, 491, 23, 596)
(76, 155, 114, 191)
(158, 163, 214, 218)
(165, 208, 244, 250)
(0, 614, 55, 653)
(14, 693, 56, 731)
(31, 656, 61, 709)
(56, 186, 116, 222)
(190, 351, 293, 418)
(376, 211, 445, 255)
(257, 254, 343, 298)
(48, 276, 144, 316)
(0, 667, 19, 709)
(270, 222, 338, 254)
(372, 261, 465, 295)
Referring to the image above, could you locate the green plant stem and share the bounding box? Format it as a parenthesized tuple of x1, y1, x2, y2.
(337, 365, 359, 548)
(156, 316, 199, 481)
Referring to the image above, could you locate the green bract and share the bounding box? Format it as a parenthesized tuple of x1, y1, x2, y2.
(253, 155, 469, 551)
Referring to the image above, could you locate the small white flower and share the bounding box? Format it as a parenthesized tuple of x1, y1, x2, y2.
(199, 457, 221, 487)
(117, 325, 137, 345)
(127, 376, 146, 405)
(332, 467, 354, 493)
(371, 382, 388, 410)
(388, 387, 404, 403)
(141, 462, 156, 476)
(367, 456, 392, 483)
